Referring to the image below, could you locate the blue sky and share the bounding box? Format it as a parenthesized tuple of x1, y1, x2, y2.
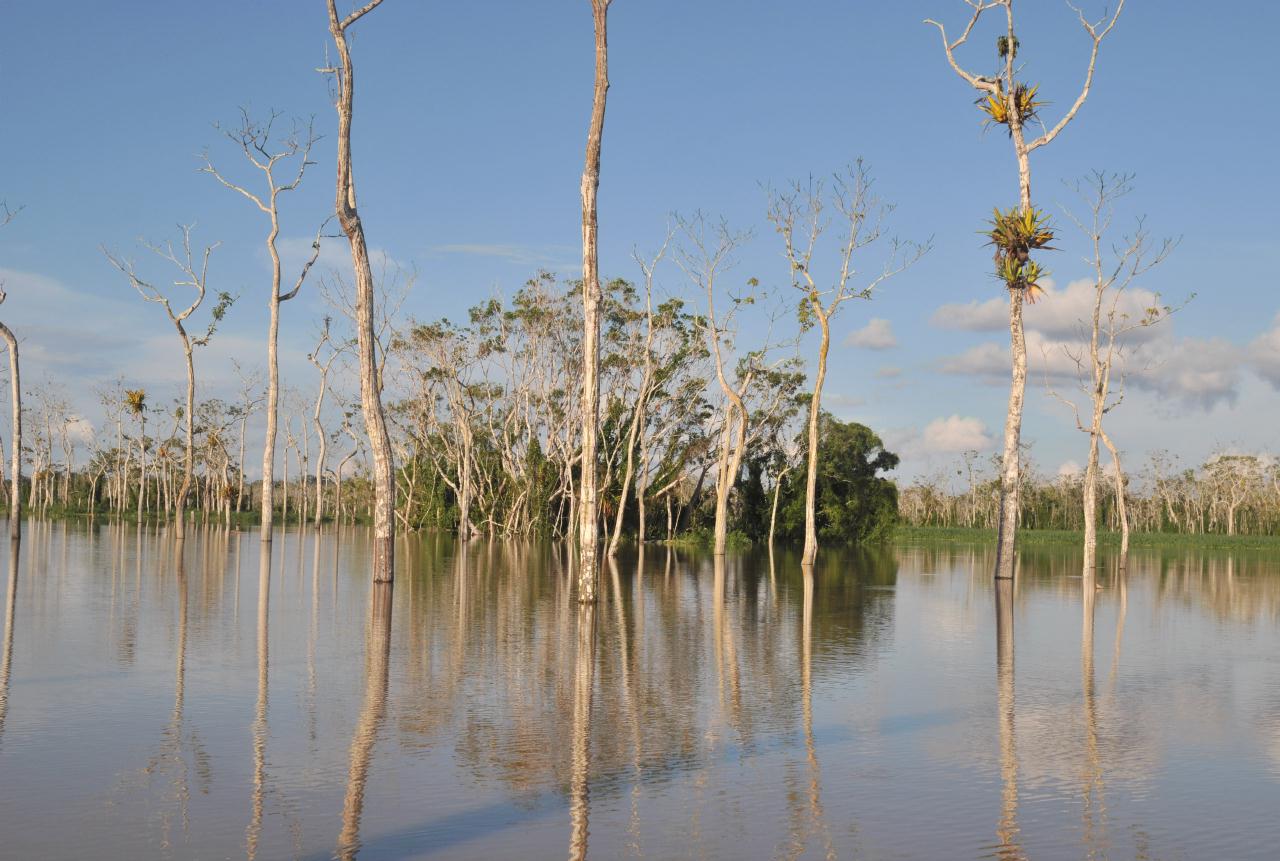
(1, 1, 1278, 483)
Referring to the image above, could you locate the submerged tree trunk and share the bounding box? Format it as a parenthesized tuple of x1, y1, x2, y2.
(328, 0, 394, 583)
(0, 324, 19, 541)
(576, 0, 611, 602)
(175, 342, 195, 541)
(1101, 428, 1129, 567)
(768, 464, 790, 548)
(994, 138, 1032, 581)
(801, 314, 830, 566)
(138, 414, 147, 523)
(261, 282, 282, 542)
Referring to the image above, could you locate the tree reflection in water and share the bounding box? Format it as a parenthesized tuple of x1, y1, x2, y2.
(246, 543, 271, 860)
(337, 581, 394, 861)
(5, 529, 1278, 859)
(0, 538, 19, 749)
(568, 597, 597, 861)
(994, 576, 1024, 861)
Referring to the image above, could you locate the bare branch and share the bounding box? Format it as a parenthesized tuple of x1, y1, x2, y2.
(923, 2, 1002, 92)
(1027, 0, 1126, 152)
(280, 216, 332, 302)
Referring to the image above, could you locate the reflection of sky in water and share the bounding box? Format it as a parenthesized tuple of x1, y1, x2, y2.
(0, 522, 1278, 859)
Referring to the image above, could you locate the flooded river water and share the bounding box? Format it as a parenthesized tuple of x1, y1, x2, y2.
(1, 521, 1278, 859)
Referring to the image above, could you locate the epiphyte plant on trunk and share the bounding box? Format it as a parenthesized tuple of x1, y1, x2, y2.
(925, 0, 1126, 580)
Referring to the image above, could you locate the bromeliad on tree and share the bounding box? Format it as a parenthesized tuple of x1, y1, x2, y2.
(987, 206, 1054, 303)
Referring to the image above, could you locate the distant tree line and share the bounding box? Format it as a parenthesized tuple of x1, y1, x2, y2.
(901, 450, 1280, 537)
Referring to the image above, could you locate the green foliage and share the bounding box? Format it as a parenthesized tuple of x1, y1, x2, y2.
(986, 206, 1055, 303)
(774, 413, 900, 544)
(976, 82, 1045, 132)
(996, 35, 1019, 59)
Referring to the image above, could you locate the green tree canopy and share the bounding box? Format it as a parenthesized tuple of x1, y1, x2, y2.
(777, 413, 900, 544)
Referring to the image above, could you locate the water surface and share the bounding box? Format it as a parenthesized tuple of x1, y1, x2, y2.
(1, 521, 1278, 859)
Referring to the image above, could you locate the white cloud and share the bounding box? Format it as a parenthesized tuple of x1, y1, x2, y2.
(930, 294, 1010, 332)
(936, 285, 1242, 412)
(939, 330, 1088, 382)
(428, 242, 577, 269)
(922, 415, 992, 453)
(875, 365, 902, 379)
(844, 317, 897, 350)
(1057, 460, 1082, 478)
(1131, 337, 1242, 411)
(1250, 313, 1280, 390)
(67, 416, 96, 445)
(932, 278, 1166, 344)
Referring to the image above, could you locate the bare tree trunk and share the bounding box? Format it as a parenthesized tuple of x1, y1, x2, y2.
(608, 379, 648, 558)
(138, 414, 147, 523)
(175, 343, 195, 540)
(237, 414, 248, 515)
(1101, 429, 1129, 566)
(994, 142, 1031, 581)
(769, 464, 791, 548)
(281, 430, 290, 528)
(0, 324, 19, 541)
(576, 0, 611, 603)
(328, 0, 394, 583)
(261, 283, 281, 541)
(801, 314, 830, 565)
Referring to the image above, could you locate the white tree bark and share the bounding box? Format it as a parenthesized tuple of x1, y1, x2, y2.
(577, 0, 612, 602)
(327, 0, 395, 583)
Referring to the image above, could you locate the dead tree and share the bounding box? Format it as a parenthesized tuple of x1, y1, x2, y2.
(0, 204, 21, 540)
(606, 233, 671, 558)
(326, 0, 395, 582)
(0, 307, 19, 542)
(308, 317, 346, 526)
(202, 110, 322, 544)
(105, 226, 232, 541)
(673, 214, 772, 557)
(577, 0, 613, 603)
(926, 0, 1125, 579)
(768, 163, 925, 565)
(1050, 172, 1177, 575)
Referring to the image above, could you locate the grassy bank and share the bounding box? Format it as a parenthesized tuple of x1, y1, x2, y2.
(893, 525, 1280, 551)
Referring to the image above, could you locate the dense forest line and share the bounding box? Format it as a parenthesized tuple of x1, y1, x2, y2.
(0, 271, 901, 550)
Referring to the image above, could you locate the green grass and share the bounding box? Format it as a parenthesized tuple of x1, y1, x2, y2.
(893, 524, 1280, 551)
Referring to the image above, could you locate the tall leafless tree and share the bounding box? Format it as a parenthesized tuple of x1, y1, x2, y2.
(0, 310, 19, 544)
(202, 110, 322, 544)
(926, 0, 1125, 579)
(769, 163, 925, 565)
(0, 203, 21, 540)
(105, 226, 232, 540)
(606, 234, 670, 558)
(326, 0, 395, 582)
(1050, 172, 1177, 576)
(577, 0, 613, 603)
